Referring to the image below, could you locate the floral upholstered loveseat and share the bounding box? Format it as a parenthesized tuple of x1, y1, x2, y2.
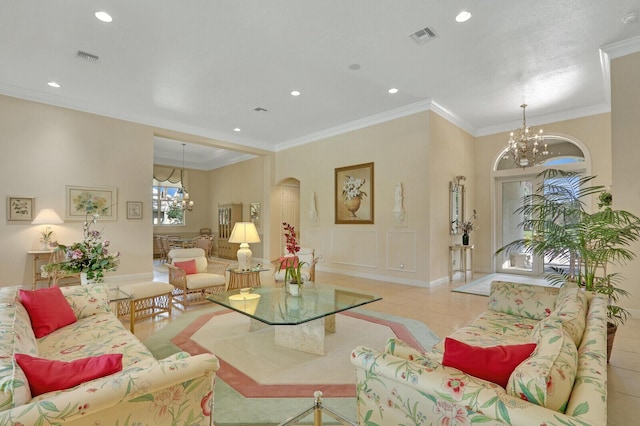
(351, 281, 608, 426)
(0, 283, 220, 425)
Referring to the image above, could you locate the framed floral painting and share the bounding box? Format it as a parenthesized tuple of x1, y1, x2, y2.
(335, 162, 374, 224)
(65, 186, 117, 220)
(6, 196, 35, 222)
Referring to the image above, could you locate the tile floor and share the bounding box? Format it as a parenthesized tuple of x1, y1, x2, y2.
(133, 263, 639, 425)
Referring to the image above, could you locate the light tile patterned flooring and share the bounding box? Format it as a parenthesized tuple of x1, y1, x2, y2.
(135, 264, 639, 425)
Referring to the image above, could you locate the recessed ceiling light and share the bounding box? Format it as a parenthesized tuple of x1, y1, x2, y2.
(290, 90, 301, 96)
(47, 81, 60, 88)
(455, 10, 472, 23)
(95, 11, 113, 23)
(233, 128, 241, 132)
(388, 88, 399, 94)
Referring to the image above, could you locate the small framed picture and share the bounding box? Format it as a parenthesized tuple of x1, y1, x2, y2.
(7, 196, 35, 222)
(127, 201, 143, 219)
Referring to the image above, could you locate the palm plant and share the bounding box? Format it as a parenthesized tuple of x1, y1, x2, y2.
(496, 169, 640, 326)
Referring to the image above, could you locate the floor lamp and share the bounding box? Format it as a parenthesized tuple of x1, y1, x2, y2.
(228, 222, 261, 271)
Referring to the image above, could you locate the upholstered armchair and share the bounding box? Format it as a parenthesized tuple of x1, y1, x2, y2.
(272, 248, 319, 283)
(166, 248, 228, 308)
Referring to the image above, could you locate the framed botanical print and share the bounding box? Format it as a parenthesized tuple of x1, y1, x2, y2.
(335, 162, 374, 224)
(7, 196, 35, 222)
(66, 185, 117, 220)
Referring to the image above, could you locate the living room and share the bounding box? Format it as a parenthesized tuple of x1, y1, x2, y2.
(1, 2, 640, 425)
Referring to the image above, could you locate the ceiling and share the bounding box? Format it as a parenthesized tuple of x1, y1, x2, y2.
(2, 1, 640, 170)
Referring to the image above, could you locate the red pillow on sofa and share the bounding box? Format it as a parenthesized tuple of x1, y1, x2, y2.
(442, 338, 536, 388)
(174, 259, 198, 275)
(15, 353, 123, 396)
(19, 287, 77, 338)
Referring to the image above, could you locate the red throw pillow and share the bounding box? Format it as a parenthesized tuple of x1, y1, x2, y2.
(15, 353, 123, 396)
(19, 287, 77, 338)
(175, 259, 198, 275)
(442, 338, 536, 388)
(279, 256, 299, 268)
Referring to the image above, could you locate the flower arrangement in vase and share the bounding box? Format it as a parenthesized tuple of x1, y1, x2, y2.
(44, 213, 119, 283)
(460, 210, 478, 245)
(279, 222, 305, 295)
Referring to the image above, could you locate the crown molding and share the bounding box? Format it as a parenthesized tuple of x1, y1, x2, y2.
(601, 35, 640, 59)
(276, 99, 435, 151)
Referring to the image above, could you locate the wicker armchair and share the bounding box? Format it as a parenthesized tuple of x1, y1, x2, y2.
(271, 248, 319, 283)
(167, 248, 228, 308)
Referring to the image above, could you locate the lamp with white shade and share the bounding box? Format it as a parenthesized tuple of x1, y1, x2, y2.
(31, 208, 64, 250)
(228, 222, 260, 271)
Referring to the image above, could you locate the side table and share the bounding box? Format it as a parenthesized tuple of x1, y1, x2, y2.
(27, 250, 53, 290)
(227, 266, 268, 290)
(449, 244, 474, 282)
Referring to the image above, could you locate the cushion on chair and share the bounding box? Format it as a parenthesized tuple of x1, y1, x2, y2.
(15, 353, 123, 396)
(185, 273, 226, 290)
(169, 248, 208, 273)
(536, 286, 587, 346)
(175, 259, 198, 275)
(442, 338, 536, 388)
(488, 281, 559, 320)
(507, 318, 578, 413)
(60, 283, 111, 319)
(19, 287, 77, 338)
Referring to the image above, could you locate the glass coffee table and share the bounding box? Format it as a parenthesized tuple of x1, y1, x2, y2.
(206, 282, 381, 355)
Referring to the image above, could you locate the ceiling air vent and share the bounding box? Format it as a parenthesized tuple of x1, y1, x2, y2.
(76, 50, 99, 63)
(409, 26, 437, 45)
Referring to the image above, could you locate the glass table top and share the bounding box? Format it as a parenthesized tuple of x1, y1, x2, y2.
(206, 283, 381, 326)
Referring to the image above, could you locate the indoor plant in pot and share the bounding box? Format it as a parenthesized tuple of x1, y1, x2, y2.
(495, 169, 640, 360)
(278, 258, 308, 296)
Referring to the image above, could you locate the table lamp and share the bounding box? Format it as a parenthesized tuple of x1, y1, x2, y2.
(31, 208, 64, 250)
(228, 222, 260, 271)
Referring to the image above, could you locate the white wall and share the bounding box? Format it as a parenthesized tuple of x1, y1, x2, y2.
(0, 95, 154, 287)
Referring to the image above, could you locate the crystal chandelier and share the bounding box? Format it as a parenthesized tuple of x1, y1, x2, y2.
(172, 143, 194, 212)
(503, 104, 548, 168)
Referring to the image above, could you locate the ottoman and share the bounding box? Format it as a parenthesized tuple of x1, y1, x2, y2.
(117, 281, 173, 332)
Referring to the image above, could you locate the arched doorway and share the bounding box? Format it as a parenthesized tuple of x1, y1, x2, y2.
(493, 135, 591, 275)
(278, 178, 300, 255)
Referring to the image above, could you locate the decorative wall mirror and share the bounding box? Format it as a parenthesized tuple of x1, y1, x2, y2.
(450, 176, 466, 235)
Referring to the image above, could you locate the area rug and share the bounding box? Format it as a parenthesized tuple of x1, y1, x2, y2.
(453, 273, 554, 296)
(143, 306, 439, 425)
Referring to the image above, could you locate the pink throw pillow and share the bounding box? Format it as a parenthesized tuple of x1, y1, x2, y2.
(442, 338, 536, 388)
(279, 256, 299, 268)
(175, 259, 198, 275)
(15, 353, 123, 396)
(19, 287, 77, 338)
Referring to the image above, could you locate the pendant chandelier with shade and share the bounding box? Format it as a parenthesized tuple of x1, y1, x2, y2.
(503, 104, 549, 168)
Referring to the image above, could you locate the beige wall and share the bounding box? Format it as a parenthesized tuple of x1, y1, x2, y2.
(611, 51, 640, 315)
(0, 95, 154, 286)
(429, 112, 475, 282)
(273, 112, 434, 286)
(208, 156, 269, 259)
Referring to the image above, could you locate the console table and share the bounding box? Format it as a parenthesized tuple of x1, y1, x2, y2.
(449, 244, 474, 282)
(27, 250, 53, 289)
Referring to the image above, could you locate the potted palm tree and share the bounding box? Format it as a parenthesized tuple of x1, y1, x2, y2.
(496, 169, 640, 360)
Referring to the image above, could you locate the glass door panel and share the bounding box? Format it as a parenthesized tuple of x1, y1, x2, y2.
(497, 179, 541, 274)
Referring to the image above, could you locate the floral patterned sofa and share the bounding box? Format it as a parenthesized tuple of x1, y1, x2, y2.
(351, 281, 608, 426)
(0, 284, 220, 425)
